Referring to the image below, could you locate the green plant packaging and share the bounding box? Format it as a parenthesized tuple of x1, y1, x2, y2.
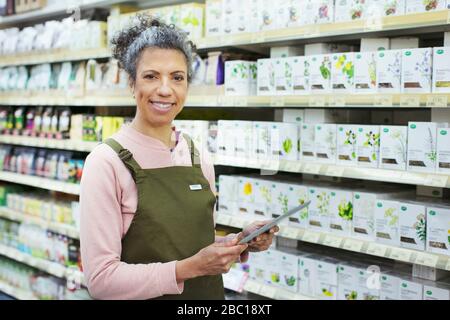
(354, 52, 377, 93)
(308, 186, 331, 232)
(337, 124, 358, 166)
(399, 201, 426, 251)
(288, 184, 309, 228)
(263, 249, 282, 286)
(332, 52, 355, 93)
(426, 205, 450, 257)
(279, 249, 300, 292)
(379, 125, 407, 170)
(314, 124, 337, 164)
(271, 182, 291, 227)
(270, 122, 299, 161)
(308, 54, 332, 93)
(356, 125, 380, 168)
(257, 58, 275, 95)
(374, 199, 401, 246)
(436, 127, 450, 173)
(315, 257, 339, 300)
(252, 179, 273, 219)
(300, 123, 315, 161)
(298, 255, 318, 297)
(329, 189, 354, 236)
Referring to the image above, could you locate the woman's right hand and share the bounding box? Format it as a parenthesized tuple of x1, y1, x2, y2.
(176, 235, 248, 281)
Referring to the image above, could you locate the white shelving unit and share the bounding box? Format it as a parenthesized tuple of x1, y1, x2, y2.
(0, 207, 79, 239)
(0, 135, 98, 153)
(0, 172, 80, 195)
(0, 281, 37, 300)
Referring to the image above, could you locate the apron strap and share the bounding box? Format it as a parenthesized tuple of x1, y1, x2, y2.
(103, 138, 142, 181)
(182, 133, 201, 168)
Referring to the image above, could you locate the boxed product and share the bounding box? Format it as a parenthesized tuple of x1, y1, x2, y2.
(300, 123, 315, 161)
(374, 199, 400, 246)
(432, 47, 450, 93)
(308, 186, 331, 232)
(248, 251, 265, 281)
(205, 0, 223, 37)
(258, 0, 277, 31)
(308, 54, 332, 93)
(237, 176, 256, 217)
(270, 182, 291, 226)
(379, 125, 408, 170)
(274, 57, 294, 95)
(361, 38, 390, 52)
(334, 0, 366, 22)
(356, 125, 380, 168)
(292, 56, 309, 94)
(314, 124, 337, 164)
(401, 48, 433, 93)
(329, 188, 354, 236)
(288, 184, 309, 228)
(270, 46, 305, 58)
(298, 254, 318, 297)
(264, 249, 282, 286)
(437, 127, 450, 173)
(390, 37, 420, 50)
(225, 61, 255, 96)
(257, 59, 275, 96)
(445, 32, 450, 47)
(426, 205, 450, 256)
(337, 263, 362, 300)
(281, 109, 305, 123)
(337, 125, 358, 166)
(376, 50, 402, 93)
(380, 272, 400, 300)
(252, 179, 272, 219)
(407, 122, 447, 173)
(399, 201, 426, 251)
(315, 257, 340, 300)
(405, 0, 447, 13)
(218, 175, 239, 215)
(423, 282, 450, 300)
(270, 122, 298, 161)
(305, 43, 332, 56)
(399, 278, 423, 300)
(413, 264, 449, 281)
(278, 248, 300, 292)
(179, 3, 204, 39)
(252, 122, 271, 160)
(233, 121, 253, 159)
(303, 0, 334, 25)
(331, 52, 355, 93)
(376, 0, 405, 16)
(217, 120, 235, 157)
(354, 52, 378, 93)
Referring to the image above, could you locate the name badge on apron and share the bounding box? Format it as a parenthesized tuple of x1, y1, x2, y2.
(189, 184, 203, 191)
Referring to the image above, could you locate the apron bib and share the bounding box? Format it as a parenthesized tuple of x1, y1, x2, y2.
(104, 134, 224, 300)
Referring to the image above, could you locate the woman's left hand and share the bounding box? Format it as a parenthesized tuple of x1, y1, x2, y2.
(238, 221, 279, 262)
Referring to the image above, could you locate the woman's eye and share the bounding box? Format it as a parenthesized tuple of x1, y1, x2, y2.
(144, 74, 156, 80)
(174, 75, 184, 81)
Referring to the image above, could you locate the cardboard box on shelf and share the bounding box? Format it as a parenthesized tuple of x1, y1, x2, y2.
(334, 0, 366, 22)
(252, 121, 271, 160)
(329, 188, 354, 236)
(354, 52, 378, 93)
(257, 59, 275, 96)
(205, 0, 223, 37)
(300, 123, 315, 161)
(308, 54, 332, 93)
(315, 257, 340, 300)
(225, 61, 255, 96)
(233, 121, 253, 159)
(426, 204, 450, 257)
(380, 272, 401, 300)
(281, 109, 305, 124)
(253, 179, 272, 220)
(288, 183, 310, 228)
(356, 125, 380, 168)
(361, 38, 390, 52)
(437, 127, 450, 173)
(270, 46, 305, 58)
(375, 199, 401, 246)
(337, 124, 358, 166)
(379, 125, 408, 171)
(331, 52, 355, 93)
(270, 122, 299, 161)
(274, 57, 294, 95)
(218, 175, 239, 215)
(399, 201, 427, 251)
(432, 47, 450, 93)
(376, 50, 402, 93)
(405, 0, 447, 13)
(237, 176, 257, 217)
(314, 124, 337, 164)
(390, 37, 420, 50)
(308, 186, 331, 232)
(423, 282, 450, 300)
(292, 56, 309, 94)
(401, 48, 433, 93)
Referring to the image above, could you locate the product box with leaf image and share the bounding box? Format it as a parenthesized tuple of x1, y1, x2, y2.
(379, 125, 407, 170)
(225, 60, 255, 96)
(374, 199, 401, 246)
(329, 188, 354, 236)
(270, 182, 291, 227)
(258, 0, 278, 31)
(337, 262, 379, 300)
(423, 282, 450, 300)
(288, 184, 309, 229)
(315, 257, 340, 300)
(218, 175, 239, 215)
(376, 49, 402, 93)
(399, 200, 427, 251)
(407, 122, 448, 173)
(217, 120, 236, 157)
(252, 179, 273, 220)
(314, 124, 337, 164)
(263, 249, 282, 286)
(308, 54, 332, 93)
(257, 58, 275, 96)
(270, 122, 299, 161)
(354, 52, 377, 93)
(437, 127, 450, 173)
(432, 47, 450, 93)
(380, 272, 401, 300)
(282, 109, 305, 124)
(300, 123, 316, 161)
(252, 121, 272, 160)
(205, 0, 223, 37)
(179, 3, 205, 39)
(291, 56, 309, 95)
(331, 52, 355, 93)
(303, 0, 334, 25)
(233, 121, 253, 159)
(237, 176, 256, 217)
(355, 125, 380, 168)
(426, 203, 450, 257)
(405, 0, 448, 13)
(401, 48, 432, 93)
(247, 251, 265, 282)
(274, 57, 294, 95)
(368, 0, 406, 16)
(399, 277, 423, 300)
(278, 248, 300, 293)
(337, 124, 358, 166)
(334, 0, 366, 22)
(308, 186, 331, 232)
(298, 254, 318, 297)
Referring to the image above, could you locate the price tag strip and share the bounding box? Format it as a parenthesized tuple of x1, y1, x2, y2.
(389, 248, 412, 262)
(323, 235, 343, 248)
(343, 239, 364, 252)
(425, 175, 449, 188)
(303, 164, 321, 175)
(302, 231, 321, 243)
(366, 243, 388, 257)
(373, 95, 393, 107)
(400, 95, 420, 108)
(426, 95, 448, 108)
(309, 96, 326, 107)
(414, 252, 439, 267)
(326, 166, 345, 177)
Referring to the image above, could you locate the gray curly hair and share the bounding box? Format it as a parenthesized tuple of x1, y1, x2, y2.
(111, 14, 196, 85)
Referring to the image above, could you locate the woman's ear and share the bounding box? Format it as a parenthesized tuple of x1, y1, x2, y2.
(129, 78, 135, 98)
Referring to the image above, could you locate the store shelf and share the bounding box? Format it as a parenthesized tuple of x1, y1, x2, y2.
(197, 10, 450, 49)
(216, 213, 450, 272)
(0, 244, 84, 285)
(0, 172, 80, 195)
(242, 279, 312, 300)
(0, 207, 79, 239)
(0, 135, 98, 152)
(214, 156, 450, 189)
(1, 93, 449, 108)
(0, 281, 37, 300)
(0, 48, 111, 67)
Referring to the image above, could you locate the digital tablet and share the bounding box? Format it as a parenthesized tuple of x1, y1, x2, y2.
(238, 200, 311, 244)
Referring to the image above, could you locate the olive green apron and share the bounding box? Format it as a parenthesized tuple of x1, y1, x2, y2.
(104, 134, 224, 300)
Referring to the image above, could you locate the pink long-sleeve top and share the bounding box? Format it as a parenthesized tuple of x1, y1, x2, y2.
(79, 124, 217, 300)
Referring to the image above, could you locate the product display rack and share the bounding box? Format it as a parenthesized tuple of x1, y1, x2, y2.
(0, 244, 85, 285)
(1, 93, 449, 108)
(242, 279, 313, 301)
(0, 207, 79, 239)
(0, 281, 37, 300)
(0, 172, 80, 195)
(0, 135, 99, 152)
(215, 213, 450, 272)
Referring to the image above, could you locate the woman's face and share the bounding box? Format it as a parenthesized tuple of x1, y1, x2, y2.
(132, 47, 188, 128)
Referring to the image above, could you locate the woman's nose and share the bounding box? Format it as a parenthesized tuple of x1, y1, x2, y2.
(157, 78, 172, 96)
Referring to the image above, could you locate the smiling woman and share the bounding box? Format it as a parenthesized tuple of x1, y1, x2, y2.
(79, 14, 278, 301)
